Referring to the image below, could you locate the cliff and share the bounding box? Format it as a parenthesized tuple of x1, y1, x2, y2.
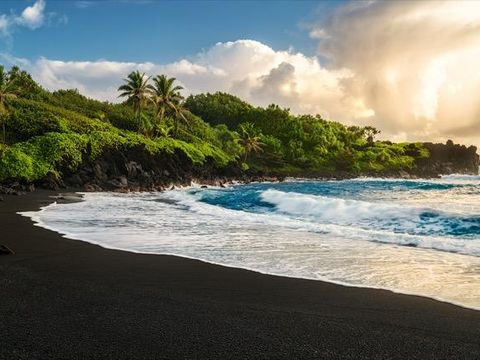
(413, 140, 479, 177)
(61, 147, 244, 192)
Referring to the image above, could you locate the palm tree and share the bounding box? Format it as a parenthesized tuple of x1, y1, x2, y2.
(0, 66, 17, 144)
(171, 105, 190, 138)
(118, 71, 151, 125)
(238, 122, 263, 163)
(150, 75, 186, 137)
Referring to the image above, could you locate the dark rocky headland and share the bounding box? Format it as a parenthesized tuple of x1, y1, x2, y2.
(415, 141, 479, 177)
(1, 139, 478, 195)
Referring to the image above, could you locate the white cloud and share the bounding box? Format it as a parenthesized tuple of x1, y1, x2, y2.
(311, 0, 480, 145)
(0, 0, 63, 37)
(17, 0, 46, 29)
(309, 28, 328, 40)
(0, 15, 9, 36)
(74, 1, 95, 9)
(11, 40, 370, 125)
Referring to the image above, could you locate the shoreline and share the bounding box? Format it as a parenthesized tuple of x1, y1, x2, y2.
(22, 191, 480, 313)
(1, 190, 480, 359)
(1, 168, 478, 197)
(0, 162, 479, 197)
(2, 167, 478, 197)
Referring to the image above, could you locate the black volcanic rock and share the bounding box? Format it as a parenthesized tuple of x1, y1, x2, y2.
(0, 244, 14, 255)
(414, 140, 479, 177)
(62, 146, 242, 192)
(2, 140, 478, 194)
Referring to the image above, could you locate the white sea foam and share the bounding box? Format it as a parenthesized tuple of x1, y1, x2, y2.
(170, 189, 480, 256)
(260, 189, 416, 222)
(351, 174, 480, 185)
(440, 174, 480, 182)
(20, 178, 480, 310)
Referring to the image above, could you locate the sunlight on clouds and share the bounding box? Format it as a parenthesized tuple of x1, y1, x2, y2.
(314, 0, 480, 144)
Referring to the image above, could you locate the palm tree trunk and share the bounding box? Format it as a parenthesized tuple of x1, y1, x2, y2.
(159, 107, 165, 125)
(243, 150, 248, 163)
(173, 117, 178, 138)
(134, 102, 141, 131)
(154, 106, 164, 138)
(0, 102, 5, 144)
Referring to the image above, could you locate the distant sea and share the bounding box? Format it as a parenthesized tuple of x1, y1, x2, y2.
(23, 175, 480, 310)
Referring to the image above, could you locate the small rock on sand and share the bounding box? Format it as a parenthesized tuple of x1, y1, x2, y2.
(0, 244, 14, 255)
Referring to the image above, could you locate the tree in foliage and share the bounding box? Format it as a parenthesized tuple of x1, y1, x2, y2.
(364, 126, 380, 145)
(150, 75, 188, 138)
(347, 125, 380, 145)
(118, 71, 151, 125)
(151, 75, 183, 123)
(238, 122, 263, 163)
(7, 66, 43, 100)
(184, 92, 253, 129)
(0, 66, 18, 143)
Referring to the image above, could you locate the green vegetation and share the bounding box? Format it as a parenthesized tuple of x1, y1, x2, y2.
(238, 122, 263, 163)
(0, 67, 429, 184)
(184, 92, 428, 174)
(150, 75, 187, 138)
(118, 70, 151, 121)
(0, 66, 19, 143)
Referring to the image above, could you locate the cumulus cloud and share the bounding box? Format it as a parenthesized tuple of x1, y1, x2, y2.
(11, 40, 371, 127)
(6, 0, 480, 146)
(312, 0, 480, 145)
(0, 0, 64, 38)
(17, 0, 46, 29)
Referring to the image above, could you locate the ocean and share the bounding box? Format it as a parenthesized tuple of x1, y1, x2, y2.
(22, 175, 480, 309)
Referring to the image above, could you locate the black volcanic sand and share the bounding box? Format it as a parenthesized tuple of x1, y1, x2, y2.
(0, 191, 479, 359)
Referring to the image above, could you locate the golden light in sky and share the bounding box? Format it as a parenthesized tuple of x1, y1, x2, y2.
(314, 0, 480, 145)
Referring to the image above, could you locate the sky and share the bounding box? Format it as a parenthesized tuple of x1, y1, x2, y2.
(1, 0, 480, 146)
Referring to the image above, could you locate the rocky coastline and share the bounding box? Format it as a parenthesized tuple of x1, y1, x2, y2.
(0, 140, 478, 196)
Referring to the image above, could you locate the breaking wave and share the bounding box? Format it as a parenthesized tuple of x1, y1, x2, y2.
(21, 175, 480, 309)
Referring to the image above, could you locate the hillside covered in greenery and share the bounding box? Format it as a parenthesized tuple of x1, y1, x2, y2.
(0, 65, 437, 189)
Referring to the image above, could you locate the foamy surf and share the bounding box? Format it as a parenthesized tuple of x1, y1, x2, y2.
(21, 176, 480, 310)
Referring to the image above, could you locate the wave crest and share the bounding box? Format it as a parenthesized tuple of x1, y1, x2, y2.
(260, 189, 415, 223)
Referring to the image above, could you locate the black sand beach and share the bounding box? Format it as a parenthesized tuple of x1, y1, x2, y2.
(1, 191, 479, 359)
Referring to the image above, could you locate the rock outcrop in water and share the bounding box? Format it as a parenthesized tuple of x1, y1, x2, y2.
(413, 140, 479, 177)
